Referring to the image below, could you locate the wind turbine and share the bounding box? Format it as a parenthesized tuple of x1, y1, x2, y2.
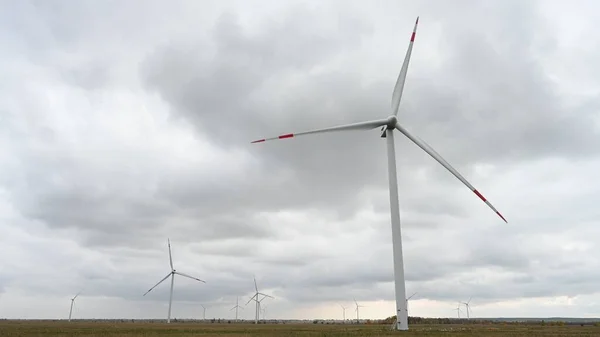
(250, 17, 507, 331)
(68, 291, 81, 322)
(245, 277, 273, 324)
(143, 239, 206, 323)
(261, 305, 267, 321)
(455, 304, 462, 319)
(354, 298, 365, 324)
(406, 292, 418, 316)
(230, 296, 244, 322)
(340, 304, 348, 322)
(461, 297, 472, 319)
(201, 304, 207, 320)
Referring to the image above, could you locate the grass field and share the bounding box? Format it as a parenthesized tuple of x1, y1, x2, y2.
(1, 321, 599, 337)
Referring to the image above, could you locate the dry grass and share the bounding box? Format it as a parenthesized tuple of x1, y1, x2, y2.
(0, 321, 598, 336)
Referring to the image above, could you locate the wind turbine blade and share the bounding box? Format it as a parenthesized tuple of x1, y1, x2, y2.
(395, 123, 507, 223)
(167, 239, 174, 270)
(73, 291, 81, 300)
(143, 272, 172, 296)
(246, 293, 257, 305)
(174, 271, 206, 283)
(258, 292, 274, 299)
(251, 119, 389, 143)
(467, 297, 472, 304)
(391, 17, 419, 116)
(407, 292, 417, 300)
(254, 277, 258, 292)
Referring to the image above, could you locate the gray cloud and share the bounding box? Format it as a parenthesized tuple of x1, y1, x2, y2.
(1, 0, 600, 320)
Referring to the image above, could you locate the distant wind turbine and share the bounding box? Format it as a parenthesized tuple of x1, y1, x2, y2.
(201, 304, 207, 320)
(406, 292, 418, 316)
(230, 296, 244, 322)
(455, 304, 462, 319)
(68, 291, 81, 322)
(245, 277, 273, 324)
(354, 298, 365, 323)
(250, 16, 507, 332)
(461, 297, 472, 319)
(340, 304, 348, 322)
(143, 239, 206, 323)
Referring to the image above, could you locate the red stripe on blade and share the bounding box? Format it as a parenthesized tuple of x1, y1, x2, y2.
(251, 139, 265, 143)
(279, 133, 294, 139)
(410, 32, 416, 42)
(496, 211, 507, 223)
(473, 189, 487, 202)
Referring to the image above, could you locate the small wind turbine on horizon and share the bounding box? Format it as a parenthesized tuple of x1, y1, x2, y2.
(245, 277, 273, 324)
(340, 304, 348, 322)
(142, 239, 206, 323)
(250, 16, 507, 331)
(230, 296, 244, 322)
(461, 297, 473, 319)
(201, 304, 207, 320)
(261, 305, 267, 321)
(406, 292, 418, 316)
(354, 298, 365, 323)
(68, 291, 81, 322)
(455, 304, 462, 319)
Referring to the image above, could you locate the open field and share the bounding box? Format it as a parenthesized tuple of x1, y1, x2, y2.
(1, 321, 599, 337)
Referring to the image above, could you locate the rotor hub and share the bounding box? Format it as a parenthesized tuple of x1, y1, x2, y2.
(386, 115, 398, 129)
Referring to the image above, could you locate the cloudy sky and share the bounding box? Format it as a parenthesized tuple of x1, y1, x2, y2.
(1, 0, 600, 321)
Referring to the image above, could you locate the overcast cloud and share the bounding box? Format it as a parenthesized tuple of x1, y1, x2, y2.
(1, 0, 600, 320)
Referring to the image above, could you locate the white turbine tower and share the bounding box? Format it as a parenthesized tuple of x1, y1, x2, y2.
(461, 297, 472, 319)
(340, 304, 348, 322)
(230, 296, 244, 322)
(245, 277, 273, 324)
(250, 17, 507, 331)
(143, 239, 206, 323)
(68, 291, 81, 322)
(354, 298, 365, 324)
(201, 304, 207, 320)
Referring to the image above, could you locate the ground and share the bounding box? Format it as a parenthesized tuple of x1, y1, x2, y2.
(1, 321, 598, 336)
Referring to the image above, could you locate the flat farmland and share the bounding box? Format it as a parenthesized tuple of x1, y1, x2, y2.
(0, 321, 599, 336)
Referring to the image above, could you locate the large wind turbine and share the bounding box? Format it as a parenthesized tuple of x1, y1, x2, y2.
(143, 239, 206, 323)
(245, 277, 273, 324)
(68, 291, 81, 322)
(250, 17, 507, 331)
(230, 296, 243, 322)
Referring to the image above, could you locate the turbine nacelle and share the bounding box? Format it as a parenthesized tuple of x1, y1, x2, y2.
(386, 115, 398, 128)
(381, 115, 399, 138)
